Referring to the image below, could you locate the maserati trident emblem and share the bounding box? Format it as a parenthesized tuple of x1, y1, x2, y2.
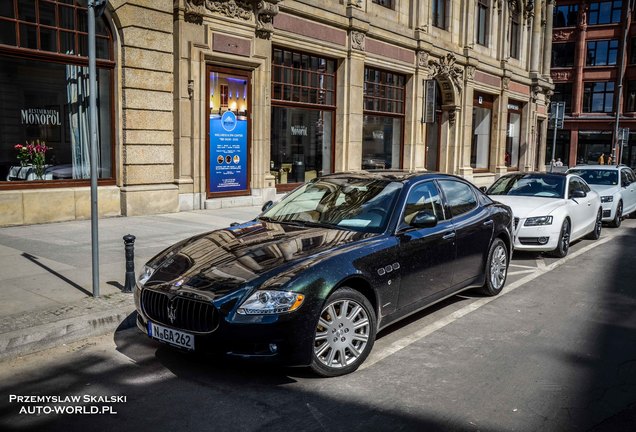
(167, 303, 177, 324)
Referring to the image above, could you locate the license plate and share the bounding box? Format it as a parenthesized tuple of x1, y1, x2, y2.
(148, 321, 195, 350)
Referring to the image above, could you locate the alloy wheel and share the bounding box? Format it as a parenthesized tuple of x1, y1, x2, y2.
(314, 299, 371, 369)
(562, 220, 570, 253)
(489, 244, 508, 290)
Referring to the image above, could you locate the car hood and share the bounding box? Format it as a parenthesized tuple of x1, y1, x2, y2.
(588, 184, 618, 196)
(488, 196, 565, 219)
(143, 219, 377, 297)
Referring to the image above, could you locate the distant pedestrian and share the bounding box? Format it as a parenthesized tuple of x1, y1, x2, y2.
(554, 158, 563, 167)
(598, 153, 605, 165)
(607, 154, 613, 165)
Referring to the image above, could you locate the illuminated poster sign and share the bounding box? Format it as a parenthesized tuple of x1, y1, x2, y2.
(209, 110, 248, 193)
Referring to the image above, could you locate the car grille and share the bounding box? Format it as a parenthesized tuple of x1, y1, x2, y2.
(141, 289, 218, 333)
(514, 217, 520, 230)
(519, 237, 544, 245)
(603, 210, 611, 218)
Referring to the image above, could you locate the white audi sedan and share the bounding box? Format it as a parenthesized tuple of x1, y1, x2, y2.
(486, 173, 602, 257)
(567, 165, 636, 228)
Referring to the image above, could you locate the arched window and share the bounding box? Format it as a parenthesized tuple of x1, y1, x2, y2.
(0, 0, 115, 187)
(476, 0, 490, 46)
(509, 8, 520, 59)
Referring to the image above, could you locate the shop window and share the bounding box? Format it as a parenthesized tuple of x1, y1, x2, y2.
(577, 131, 613, 164)
(471, 94, 493, 170)
(583, 82, 615, 113)
(476, 0, 489, 46)
(271, 47, 336, 189)
(552, 43, 575, 67)
(588, 1, 623, 25)
(0, 1, 114, 187)
(586, 40, 619, 66)
(506, 102, 523, 169)
(432, 0, 448, 30)
(363, 67, 406, 170)
(631, 38, 636, 64)
(553, 4, 579, 27)
(553, 83, 573, 113)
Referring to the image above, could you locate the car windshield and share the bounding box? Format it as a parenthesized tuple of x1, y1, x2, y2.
(260, 177, 403, 233)
(568, 169, 618, 186)
(487, 174, 565, 198)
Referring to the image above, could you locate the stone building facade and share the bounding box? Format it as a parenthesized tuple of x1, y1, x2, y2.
(0, 0, 553, 226)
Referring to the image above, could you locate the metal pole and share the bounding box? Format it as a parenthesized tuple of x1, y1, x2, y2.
(550, 103, 559, 173)
(123, 235, 136, 293)
(88, 0, 100, 297)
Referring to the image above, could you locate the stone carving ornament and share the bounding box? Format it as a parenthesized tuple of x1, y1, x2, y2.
(553, 29, 574, 41)
(503, 77, 510, 90)
(351, 31, 365, 51)
(417, 51, 430, 68)
(465, 65, 476, 81)
(181, 0, 282, 39)
(428, 53, 464, 93)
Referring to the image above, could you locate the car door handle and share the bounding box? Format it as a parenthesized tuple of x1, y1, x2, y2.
(483, 220, 494, 226)
(442, 232, 456, 240)
(587, 202, 592, 206)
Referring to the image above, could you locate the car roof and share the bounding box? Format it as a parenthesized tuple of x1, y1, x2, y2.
(320, 170, 466, 183)
(500, 171, 568, 178)
(569, 165, 628, 171)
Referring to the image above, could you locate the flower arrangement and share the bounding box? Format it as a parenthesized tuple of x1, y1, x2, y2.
(14, 140, 51, 180)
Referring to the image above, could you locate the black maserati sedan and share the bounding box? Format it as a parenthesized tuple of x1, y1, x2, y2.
(135, 171, 514, 376)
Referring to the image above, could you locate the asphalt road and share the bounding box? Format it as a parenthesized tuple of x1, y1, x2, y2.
(1, 220, 635, 432)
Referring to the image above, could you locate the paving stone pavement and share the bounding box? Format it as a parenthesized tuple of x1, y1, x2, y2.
(0, 205, 263, 360)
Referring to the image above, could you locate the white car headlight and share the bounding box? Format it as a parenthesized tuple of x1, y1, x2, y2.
(237, 290, 305, 315)
(524, 216, 553, 226)
(137, 265, 156, 287)
(600, 196, 613, 203)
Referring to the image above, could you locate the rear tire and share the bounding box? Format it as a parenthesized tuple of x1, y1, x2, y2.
(550, 219, 570, 258)
(479, 238, 508, 296)
(310, 288, 376, 377)
(586, 209, 603, 240)
(609, 201, 622, 228)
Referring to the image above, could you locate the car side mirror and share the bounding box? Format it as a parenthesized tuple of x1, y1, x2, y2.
(261, 200, 274, 212)
(410, 211, 438, 228)
(479, 186, 488, 193)
(622, 180, 630, 188)
(570, 190, 586, 199)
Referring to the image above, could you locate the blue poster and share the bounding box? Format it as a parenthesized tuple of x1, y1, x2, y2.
(209, 111, 248, 193)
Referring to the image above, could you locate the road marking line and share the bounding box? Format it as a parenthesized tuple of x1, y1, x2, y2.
(507, 269, 537, 276)
(508, 264, 538, 269)
(360, 233, 618, 370)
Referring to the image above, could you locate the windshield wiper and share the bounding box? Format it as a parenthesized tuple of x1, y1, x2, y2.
(302, 221, 346, 230)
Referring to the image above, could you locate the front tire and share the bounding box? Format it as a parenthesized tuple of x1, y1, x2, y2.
(609, 201, 622, 228)
(479, 238, 508, 296)
(310, 288, 376, 377)
(586, 208, 603, 240)
(550, 218, 570, 258)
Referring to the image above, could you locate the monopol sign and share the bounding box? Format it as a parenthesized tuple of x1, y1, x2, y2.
(20, 108, 62, 126)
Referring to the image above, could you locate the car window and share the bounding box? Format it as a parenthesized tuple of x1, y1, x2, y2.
(568, 169, 618, 185)
(438, 180, 477, 218)
(621, 169, 631, 186)
(569, 177, 589, 196)
(627, 169, 636, 183)
(487, 174, 565, 198)
(402, 181, 445, 225)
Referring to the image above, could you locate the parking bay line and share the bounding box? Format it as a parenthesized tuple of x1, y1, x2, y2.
(360, 233, 618, 370)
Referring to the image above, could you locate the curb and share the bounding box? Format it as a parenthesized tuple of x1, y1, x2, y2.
(0, 293, 136, 361)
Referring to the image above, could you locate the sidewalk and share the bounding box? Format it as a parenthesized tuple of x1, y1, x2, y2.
(0, 205, 262, 360)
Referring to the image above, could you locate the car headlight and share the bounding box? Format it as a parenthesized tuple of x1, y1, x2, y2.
(524, 216, 553, 226)
(236, 290, 305, 315)
(137, 265, 156, 287)
(600, 196, 613, 203)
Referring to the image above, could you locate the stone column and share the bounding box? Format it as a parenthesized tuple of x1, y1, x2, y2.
(529, 0, 543, 73)
(459, 85, 475, 181)
(542, 0, 555, 75)
(342, 30, 367, 171)
(571, 5, 588, 117)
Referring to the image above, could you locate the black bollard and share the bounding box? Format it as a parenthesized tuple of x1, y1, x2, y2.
(123, 234, 136, 293)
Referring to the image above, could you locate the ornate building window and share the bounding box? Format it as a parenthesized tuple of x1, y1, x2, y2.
(372, 0, 395, 9)
(586, 40, 619, 66)
(432, 0, 448, 30)
(553, 83, 573, 113)
(0, 0, 115, 187)
(552, 43, 576, 67)
(476, 0, 489, 46)
(583, 82, 615, 113)
(553, 4, 579, 27)
(509, 10, 520, 59)
(362, 67, 405, 170)
(588, 1, 623, 25)
(270, 47, 336, 189)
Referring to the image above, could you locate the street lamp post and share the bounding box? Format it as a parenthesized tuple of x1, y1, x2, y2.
(88, 0, 107, 298)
